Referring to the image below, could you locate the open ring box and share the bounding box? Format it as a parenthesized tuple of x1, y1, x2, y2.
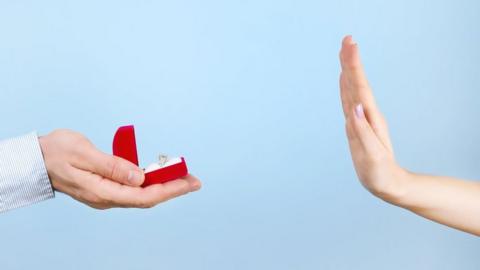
(112, 125, 188, 187)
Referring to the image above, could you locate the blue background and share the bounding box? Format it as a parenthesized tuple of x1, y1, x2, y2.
(0, 1, 479, 269)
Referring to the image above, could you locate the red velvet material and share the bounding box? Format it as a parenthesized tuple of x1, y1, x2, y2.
(142, 157, 188, 187)
(112, 125, 139, 165)
(112, 125, 188, 187)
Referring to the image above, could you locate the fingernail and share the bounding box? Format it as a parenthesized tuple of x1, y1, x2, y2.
(355, 104, 365, 119)
(346, 35, 355, 45)
(348, 35, 355, 45)
(128, 170, 143, 185)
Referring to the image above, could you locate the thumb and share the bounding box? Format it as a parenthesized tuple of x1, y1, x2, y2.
(86, 149, 145, 186)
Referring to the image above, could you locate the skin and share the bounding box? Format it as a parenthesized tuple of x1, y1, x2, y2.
(339, 35, 480, 236)
(39, 129, 201, 209)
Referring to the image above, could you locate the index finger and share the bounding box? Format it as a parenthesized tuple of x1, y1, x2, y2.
(339, 35, 379, 115)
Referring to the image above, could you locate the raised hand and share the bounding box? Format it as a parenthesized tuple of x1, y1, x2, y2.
(339, 35, 480, 236)
(339, 35, 407, 201)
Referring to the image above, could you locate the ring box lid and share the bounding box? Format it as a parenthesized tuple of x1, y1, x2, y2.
(112, 125, 140, 166)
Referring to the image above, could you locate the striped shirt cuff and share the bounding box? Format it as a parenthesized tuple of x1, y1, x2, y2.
(0, 132, 54, 213)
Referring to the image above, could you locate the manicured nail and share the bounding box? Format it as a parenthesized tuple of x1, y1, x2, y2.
(355, 104, 365, 119)
(128, 170, 143, 184)
(348, 35, 355, 45)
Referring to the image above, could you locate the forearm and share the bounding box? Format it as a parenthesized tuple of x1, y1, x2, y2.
(386, 169, 480, 236)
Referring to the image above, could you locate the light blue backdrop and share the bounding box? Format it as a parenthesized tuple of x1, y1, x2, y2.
(0, 1, 478, 269)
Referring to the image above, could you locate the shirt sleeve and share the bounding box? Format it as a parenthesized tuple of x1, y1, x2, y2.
(0, 132, 54, 213)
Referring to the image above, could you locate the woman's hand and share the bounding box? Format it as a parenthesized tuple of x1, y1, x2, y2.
(339, 35, 480, 236)
(39, 129, 201, 209)
(339, 35, 408, 202)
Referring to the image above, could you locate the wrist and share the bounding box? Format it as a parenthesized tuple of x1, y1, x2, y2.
(373, 165, 414, 206)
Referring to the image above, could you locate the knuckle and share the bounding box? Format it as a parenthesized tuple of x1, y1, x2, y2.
(98, 192, 114, 205)
(73, 140, 92, 154)
(78, 192, 109, 209)
(49, 129, 71, 137)
(50, 129, 91, 156)
(51, 129, 87, 143)
(87, 193, 104, 205)
(106, 157, 119, 180)
(89, 187, 114, 206)
(70, 188, 84, 201)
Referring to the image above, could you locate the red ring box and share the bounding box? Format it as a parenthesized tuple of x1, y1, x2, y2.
(112, 125, 188, 187)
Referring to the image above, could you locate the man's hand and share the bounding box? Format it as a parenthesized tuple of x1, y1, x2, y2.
(339, 35, 408, 202)
(39, 129, 201, 209)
